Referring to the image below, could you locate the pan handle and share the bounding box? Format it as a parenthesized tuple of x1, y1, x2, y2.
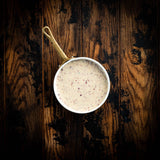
(42, 26, 70, 63)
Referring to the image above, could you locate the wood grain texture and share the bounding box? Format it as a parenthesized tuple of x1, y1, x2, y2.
(119, 0, 160, 159)
(82, 0, 120, 159)
(0, 0, 160, 160)
(42, 0, 83, 159)
(3, 0, 43, 159)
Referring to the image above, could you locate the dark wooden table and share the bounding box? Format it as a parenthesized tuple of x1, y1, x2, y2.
(0, 0, 160, 159)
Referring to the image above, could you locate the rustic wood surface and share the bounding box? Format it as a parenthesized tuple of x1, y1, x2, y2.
(0, 0, 160, 160)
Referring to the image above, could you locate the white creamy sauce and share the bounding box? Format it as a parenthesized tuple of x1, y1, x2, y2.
(55, 59, 108, 112)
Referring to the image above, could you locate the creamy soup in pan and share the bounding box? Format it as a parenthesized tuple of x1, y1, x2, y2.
(55, 59, 108, 112)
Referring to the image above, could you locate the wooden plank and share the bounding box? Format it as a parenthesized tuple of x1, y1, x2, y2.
(42, 0, 82, 159)
(119, 0, 159, 159)
(4, 0, 43, 159)
(82, 0, 120, 159)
